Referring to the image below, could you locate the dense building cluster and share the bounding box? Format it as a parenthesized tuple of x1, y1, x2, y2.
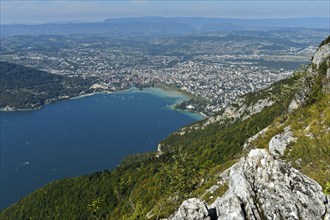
(3, 33, 319, 114)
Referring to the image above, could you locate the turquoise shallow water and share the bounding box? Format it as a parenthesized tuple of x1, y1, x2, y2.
(0, 89, 202, 209)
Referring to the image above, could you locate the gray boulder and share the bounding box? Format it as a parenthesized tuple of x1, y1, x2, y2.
(269, 126, 296, 157)
(167, 198, 210, 220)
(312, 43, 330, 68)
(210, 149, 327, 220)
(168, 149, 328, 220)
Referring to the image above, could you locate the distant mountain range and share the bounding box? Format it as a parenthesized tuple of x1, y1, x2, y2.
(1, 17, 329, 37)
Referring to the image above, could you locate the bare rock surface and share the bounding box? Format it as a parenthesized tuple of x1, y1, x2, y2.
(166, 41, 330, 220)
(312, 43, 330, 68)
(166, 198, 210, 220)
(201, 98, 274, 130)
(167, 149, 328, 220)
(269, 126, 296, 157)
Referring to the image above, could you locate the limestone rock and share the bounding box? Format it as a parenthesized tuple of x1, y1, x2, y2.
(211, 149, 327, 220)
(325, 195, 330, 220)
(211, 193, 245, 220)
(288, 99, 300, 112)
(167, 198, 210, 220)
(312, 43, 330, 68)
(269, 126, 296, 157)
(242, 98, 274, 121)
(168, 149, 328, 220)
(202, 98, 274, 129)
(155, 144, 164, 158)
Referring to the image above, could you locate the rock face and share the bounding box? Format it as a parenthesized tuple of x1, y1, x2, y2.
(173, 96, 274, 136)
(167, 198, 210, 220)
(166, 39, 330, 220)
(168, 149, 328, 220)
(288, 99, 300, 112)
(269, 126, 296, 157)
(312, 42, 330, 68)
(155, 144, 164, 158)
(213, 149, 327, 220)
(200, 98, 274, 130)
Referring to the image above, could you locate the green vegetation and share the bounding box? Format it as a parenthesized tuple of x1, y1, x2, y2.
(175, 98, 208, 113)
(253, 93, 330, 190)
(286, 94, 330, 187)
(319, 35, 330, 47)
(252, 63, 330, 191)
(325, 182, 330, 195)
(1, 41, 329, 219)
(161, 148, 200, 200)
(201, 183, 229, 204)
(0, 75, 292, 219)
(0, 62, 96, 110)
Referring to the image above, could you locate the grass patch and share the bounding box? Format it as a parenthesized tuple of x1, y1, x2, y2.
(201, 183, 229, 204)
(252, 94, 330, 190)
(285, 94, 330, 188)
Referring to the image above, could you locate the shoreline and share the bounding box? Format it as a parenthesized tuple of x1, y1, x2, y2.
(135, 87, 205, 118)
(153, 83, 197, 99)
(69, 91, 113, 100)
(0, 86, 206, 119)
(0, 91, 114, 112)
(0, 106, 42, 112)
(0, 86, 203, 210)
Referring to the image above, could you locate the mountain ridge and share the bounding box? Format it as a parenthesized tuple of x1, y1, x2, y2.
(1, 17, 329, 37)
(164, 36, 330, 220)
(0, 36, 329, 219)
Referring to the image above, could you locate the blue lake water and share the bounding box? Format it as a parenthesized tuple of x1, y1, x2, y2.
(0, 88, 202, 210)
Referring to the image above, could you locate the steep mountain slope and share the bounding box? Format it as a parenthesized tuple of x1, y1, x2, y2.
(0, 37, 329, 220)
(166, 36, 330, 219)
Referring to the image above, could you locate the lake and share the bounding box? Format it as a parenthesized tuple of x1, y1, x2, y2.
(0, 88, 203, 210)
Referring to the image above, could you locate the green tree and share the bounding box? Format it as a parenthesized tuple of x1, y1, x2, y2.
(325, 182, 330, 195)
(121, 201, 147, 220)
(162, 147, 199, 200)
(87, 198, 103, 220)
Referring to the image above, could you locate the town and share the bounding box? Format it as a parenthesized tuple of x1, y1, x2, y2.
(1, 29, 325, 115)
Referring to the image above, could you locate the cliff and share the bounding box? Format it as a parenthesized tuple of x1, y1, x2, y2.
(167, 137, 329, 220)
(166, 36, 330, 220)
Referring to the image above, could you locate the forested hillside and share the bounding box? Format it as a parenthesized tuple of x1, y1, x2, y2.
(0, 75, 295, 219)
(0, 62, 95, 110)
(1, 37, 329, 220)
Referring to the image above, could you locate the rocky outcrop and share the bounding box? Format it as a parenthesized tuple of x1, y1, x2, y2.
(175, 96, 274, 136)
(242, 98, 275, 121)
(269, 126, 296, 157)
(288, 98, 300, 112)
(166, 38, 330, 220)
(213, 149, 327, 220)
(200, 98, 274, 130)
(155, 144, 164, 158)
(312, 42, 330, 69)
(168, 149, 328, 220)
(166, 198, 210, 220)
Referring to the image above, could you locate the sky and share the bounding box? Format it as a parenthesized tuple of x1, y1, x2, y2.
(1, 0, 329, 24)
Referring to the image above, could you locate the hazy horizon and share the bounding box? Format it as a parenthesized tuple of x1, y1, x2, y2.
(1, 16, 330, 26)
(1, 0, 329, 25)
